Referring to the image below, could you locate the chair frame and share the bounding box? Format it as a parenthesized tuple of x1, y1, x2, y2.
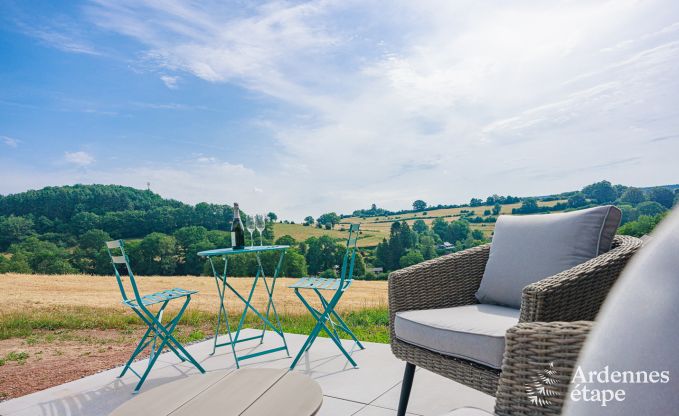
(289, 224, 365, 369)
(106, 240, 205, 393)
(389, 235, 642, 414)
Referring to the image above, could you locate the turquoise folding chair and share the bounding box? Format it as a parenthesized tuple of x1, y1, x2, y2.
(106, 239, 205, 393)
(289, 224, 365, 369)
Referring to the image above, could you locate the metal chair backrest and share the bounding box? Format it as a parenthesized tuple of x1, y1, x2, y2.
(105, 239, 143, 306)
(338, 223, 360, 286)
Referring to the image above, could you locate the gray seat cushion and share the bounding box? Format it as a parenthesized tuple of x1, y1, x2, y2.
(476, 205, 622, 308)
(394, 304, 520, 369)
(563, 206, 679, 416)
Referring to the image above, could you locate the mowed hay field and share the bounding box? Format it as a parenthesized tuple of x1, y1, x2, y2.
(273, 222, 385, 247)
(275, 200, 566, 245)
(0, 273, 387, 316)
(340, 200, 567, 239)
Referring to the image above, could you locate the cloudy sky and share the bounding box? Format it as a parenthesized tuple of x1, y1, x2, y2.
(1, 0, 678, 219)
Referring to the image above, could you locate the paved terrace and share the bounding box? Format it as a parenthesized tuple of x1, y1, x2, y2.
(0, 329, 494, 416)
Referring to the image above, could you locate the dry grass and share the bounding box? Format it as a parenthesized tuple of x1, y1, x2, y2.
(0, 273, 387, 316)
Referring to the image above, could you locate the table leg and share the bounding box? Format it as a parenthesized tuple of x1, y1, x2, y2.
(205, 249, 290, 365)
(258, 251, 289, 356)
(209, 258, 237, 359)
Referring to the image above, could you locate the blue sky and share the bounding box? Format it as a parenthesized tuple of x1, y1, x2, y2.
(1, 0, 678, 219)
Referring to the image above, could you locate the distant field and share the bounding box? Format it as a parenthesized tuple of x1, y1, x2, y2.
(340, 200, 567, 240)
(275, 200, 567, 245)
(273, 222, 385, 247)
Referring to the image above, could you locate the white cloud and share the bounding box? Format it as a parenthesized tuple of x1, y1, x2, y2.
(2, 136, 19, 148)
(13, 16, 100, 55)
(64, 151, 95, 166)
(5, 0, 678, 219)
(160, 75, 179, 89)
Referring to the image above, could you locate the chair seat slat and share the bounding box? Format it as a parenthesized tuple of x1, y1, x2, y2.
(106, 240, 122, 249)
(111, 256, 127, 264)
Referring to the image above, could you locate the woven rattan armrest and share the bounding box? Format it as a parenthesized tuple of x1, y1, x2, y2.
(495, 321, 593, 416)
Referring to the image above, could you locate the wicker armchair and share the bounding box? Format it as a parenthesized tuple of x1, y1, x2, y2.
(389, 235, 642, 406)
(494, 321, 592, 416)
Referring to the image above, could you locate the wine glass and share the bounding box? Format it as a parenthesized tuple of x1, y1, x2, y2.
(255, 214, 266, 246)
(245, 215, 255, 247)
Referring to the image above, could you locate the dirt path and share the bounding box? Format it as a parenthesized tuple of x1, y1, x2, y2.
(0, 328, 149, 400)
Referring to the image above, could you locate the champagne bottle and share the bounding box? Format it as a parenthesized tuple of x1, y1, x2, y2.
(231, 203, 246, 249)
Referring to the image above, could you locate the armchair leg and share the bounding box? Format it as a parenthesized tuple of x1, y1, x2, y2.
(397, 362, 416, 416)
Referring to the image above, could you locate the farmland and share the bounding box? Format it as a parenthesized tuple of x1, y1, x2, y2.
(0, 273, 387, 316)
(275, 200, 567, 245)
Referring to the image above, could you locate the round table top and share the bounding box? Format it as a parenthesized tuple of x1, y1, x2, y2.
(111, 368, 322, 416)
(198, 245, 289, 257)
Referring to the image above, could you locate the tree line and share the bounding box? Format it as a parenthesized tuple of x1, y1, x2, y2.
(1, 181, 676, 277)
(373, 217, 487, 273)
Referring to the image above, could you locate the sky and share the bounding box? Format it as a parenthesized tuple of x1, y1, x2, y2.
(1, 0, 678, 220)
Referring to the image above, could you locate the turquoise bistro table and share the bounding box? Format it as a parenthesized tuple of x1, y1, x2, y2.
(198, 245, 289, 367)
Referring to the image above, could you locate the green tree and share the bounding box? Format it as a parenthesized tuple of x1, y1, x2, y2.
(448, 220, 470, 243)
(282, 250, 307, 277)
(417, 235, 437, 260)
(469, 198, 483, 207)
(637, 201, 666, 217)
(174, 226, 209, 250)
(412, 219, 428, 234)
(649, 188, 675, 209)
(431, 217, 449, 241)
(620, 187, 646, 205)
(173, 226, 209, 275)
(72, 229, 112, 274)
(567, 192, 587, 208)
(518, 198, 539, 213)
(303, 216, 314, 226)
(618, 205, 639, 225)
(9, 237, 76, 274)
(137, 233, 178, 275)
(206, 230, 231, 248)
(582, 180, 617, 203)
(618, 214, 665, 237)
(412, 200, 427, 211)
(471, 229, 484, 240)
(317, 212, 341, 229)
(0, 215, 35, 250)
(305, 235, 342, 274)
(70, 212, 101, 235)
(0, 251, 32, 273)
(399, 250, 424, 268)
(350, 252, 366, 277)
(374, 239, 390, 270)
(492, 203, 502, 216)
(184, 239, 216, 275)
(267, 212, 278, 222)
(275, 235, 297, 246)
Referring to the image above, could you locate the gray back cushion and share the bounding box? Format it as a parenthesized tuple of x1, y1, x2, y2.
(563, 207, 679, 415)
(476, 205, 621, 308)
